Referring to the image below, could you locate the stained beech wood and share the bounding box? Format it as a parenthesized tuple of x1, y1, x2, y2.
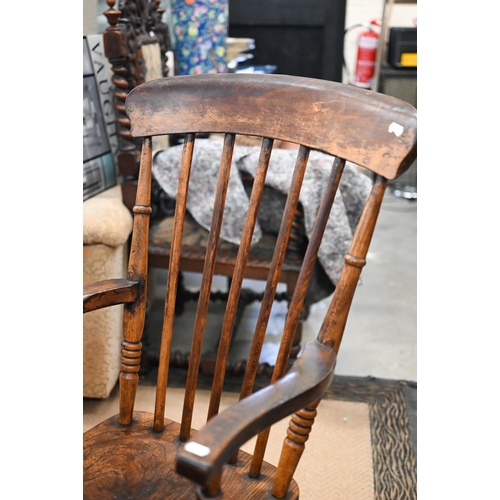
(126, 74, 417, 179)
(83, 73, 417, 499)
(83, 279, 139, 313)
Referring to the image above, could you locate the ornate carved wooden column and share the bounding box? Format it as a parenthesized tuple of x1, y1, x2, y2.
(103, 0, 171, 212)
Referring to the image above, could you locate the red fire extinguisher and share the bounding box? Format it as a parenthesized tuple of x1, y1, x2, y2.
(353, 20, 380, 89)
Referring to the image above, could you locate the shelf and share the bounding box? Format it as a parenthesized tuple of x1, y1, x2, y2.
(373, 0, 417, 92)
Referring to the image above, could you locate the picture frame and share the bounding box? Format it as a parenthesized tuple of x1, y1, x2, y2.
(83, 35, 119, 201)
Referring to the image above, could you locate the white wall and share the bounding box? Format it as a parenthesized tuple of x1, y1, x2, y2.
(83, 0, 417, 83)
(83, 0, 98, 36)
(343, 0, 417, 84)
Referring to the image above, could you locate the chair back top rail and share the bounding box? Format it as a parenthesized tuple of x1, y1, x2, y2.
(125, 74, 417, 179)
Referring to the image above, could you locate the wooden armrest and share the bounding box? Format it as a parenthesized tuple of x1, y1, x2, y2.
(175, 340, 336, 486)
(83, 278, 140, 313)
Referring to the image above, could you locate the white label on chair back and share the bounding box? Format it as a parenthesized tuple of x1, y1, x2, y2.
(184, 441, 211, 457)
(388, 122, 404, 137)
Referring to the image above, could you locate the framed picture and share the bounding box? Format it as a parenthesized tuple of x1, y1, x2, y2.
(83, 35, 119, 201)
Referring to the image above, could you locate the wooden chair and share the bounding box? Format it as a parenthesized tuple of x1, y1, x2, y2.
(83, 73, 417, 499)
(102, 0, 314, 374)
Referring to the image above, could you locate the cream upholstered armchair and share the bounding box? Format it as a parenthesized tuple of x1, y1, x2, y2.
(83, 1, 169, 398)
(83, 187, 133, 398)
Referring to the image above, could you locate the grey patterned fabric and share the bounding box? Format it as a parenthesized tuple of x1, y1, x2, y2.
(152, 139, 373, 288)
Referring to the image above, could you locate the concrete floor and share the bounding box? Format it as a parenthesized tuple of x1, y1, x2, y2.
(315, 190, 417, 381)
(152, 189, 417, 383)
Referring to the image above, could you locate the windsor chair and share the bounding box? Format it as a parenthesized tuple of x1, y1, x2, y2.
(83, 73, 417, 499)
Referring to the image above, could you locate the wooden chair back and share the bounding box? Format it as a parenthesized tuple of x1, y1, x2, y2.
(84, 73, 416, 498)
(101, 1, 318, 375)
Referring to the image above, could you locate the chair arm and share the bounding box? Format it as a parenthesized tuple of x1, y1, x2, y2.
(175, 340, 336, 486)
(83, 279, 140, 313)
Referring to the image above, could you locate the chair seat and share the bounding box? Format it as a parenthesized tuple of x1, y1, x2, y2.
(83, 411, 299, 499)
(149, 213, 334, 304)
(149, 212, 305, 280)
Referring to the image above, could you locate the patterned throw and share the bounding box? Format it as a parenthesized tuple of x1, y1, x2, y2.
(171, 0, 228, 76)
(152, 139, 373, 290)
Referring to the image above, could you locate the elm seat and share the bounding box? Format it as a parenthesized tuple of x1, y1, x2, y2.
(83, 73, 417, 499)
(84, 412, 299, 499)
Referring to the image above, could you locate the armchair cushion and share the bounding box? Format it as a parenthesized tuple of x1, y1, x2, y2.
(83, 197, 133, 247)
(83, 193, 133, 399)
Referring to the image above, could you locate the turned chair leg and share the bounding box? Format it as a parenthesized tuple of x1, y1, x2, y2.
(119, 340, 142, 425)
(272, 399, 321, 498)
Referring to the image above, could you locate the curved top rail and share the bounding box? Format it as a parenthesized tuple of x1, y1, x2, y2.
(126, 73, 416, 179)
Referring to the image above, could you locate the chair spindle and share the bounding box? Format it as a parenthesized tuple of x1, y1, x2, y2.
(154, 133, 196, 432)
(249, 156, 346, 477)
(206, 137, 274, 422)
(239, 145, 311, 402)
(267, 174, 387, 494)
(180, 134, 236, 441)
